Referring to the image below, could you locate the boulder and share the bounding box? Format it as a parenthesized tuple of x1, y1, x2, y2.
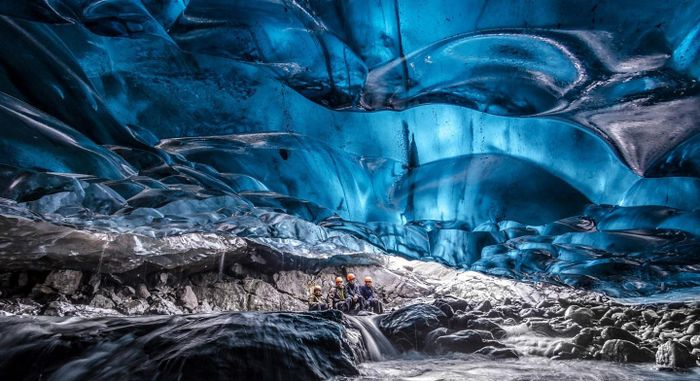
(686, 323, 700, 336)
(44, 270, 82, 295)
(179, 286, 199, 311)
(601, 327, 640, 344)
(642, 309, 660, 324)
(0, 310, 359, 380)
(89, 294, 115, 310)
(434, 330, 489, 354)
(465, 318, 507, 339)
(600, 339, 655, 363)
(424, 327, 451, 354)
(564, 306, 594, 326)
(380, 303, 447, 351)
(474, 300, 492, 313)
(147, 297, 183, 315)
(656, 340, 696, 368)
(545, 340, 587, 359)
(474, 346, 520, 359)
(136, 283, 151, 299)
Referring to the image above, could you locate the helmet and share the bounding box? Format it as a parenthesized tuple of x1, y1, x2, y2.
(346, 273, 356, 281)
(335, 276, 343, 284)
(364, 276, 372, 283)
(313, 285, 322, 291)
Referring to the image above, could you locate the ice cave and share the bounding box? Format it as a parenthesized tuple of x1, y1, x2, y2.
(0, 0, 700, 380)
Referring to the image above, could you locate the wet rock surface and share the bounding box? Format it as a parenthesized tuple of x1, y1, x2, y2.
(375, 295, 700, 369)
(0, 310, 359, 381)
(1, 252, 699, 376)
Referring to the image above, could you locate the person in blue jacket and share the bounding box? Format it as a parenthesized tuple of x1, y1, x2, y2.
(359, 276, 383, 313)
(345, 273, 366, 312)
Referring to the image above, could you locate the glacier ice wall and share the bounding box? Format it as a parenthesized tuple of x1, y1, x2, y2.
(0, 0, 699, 297)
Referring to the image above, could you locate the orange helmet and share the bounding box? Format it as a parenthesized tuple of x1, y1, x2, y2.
(346, 273, 356, 281)
(364, 276, 372, 283)
(335, 276, 343, 285)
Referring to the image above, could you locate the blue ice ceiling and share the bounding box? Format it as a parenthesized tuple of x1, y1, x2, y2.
(0, 0, 700, 297)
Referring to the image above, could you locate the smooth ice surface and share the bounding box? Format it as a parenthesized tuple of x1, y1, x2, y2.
(0, 1, 699, 297)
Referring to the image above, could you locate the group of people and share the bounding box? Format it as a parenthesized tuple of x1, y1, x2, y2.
(308, 273, 384, 314)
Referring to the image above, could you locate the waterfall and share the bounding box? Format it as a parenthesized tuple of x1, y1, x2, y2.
(346, 315, 398, 362)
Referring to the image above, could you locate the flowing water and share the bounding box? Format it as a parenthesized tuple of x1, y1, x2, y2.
(343, 315, 700, 381)
(346, 315, 399, 361)
(347, 354, 700, 381)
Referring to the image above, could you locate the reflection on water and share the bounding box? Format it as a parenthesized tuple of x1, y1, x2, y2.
(346, 353, 700, 381)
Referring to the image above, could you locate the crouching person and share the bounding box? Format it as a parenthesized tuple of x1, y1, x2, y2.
(360, 276, 384, 313)
(330, 277, 351, 312)
(345, 273, 366, 313)
(308, 285, 328, 311)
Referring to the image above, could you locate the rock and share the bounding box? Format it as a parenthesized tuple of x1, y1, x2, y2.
(601, 327, 640, 344)
(0, 310, 359, 380)
(475, 346, 520, 359)
(432, 299, 455, 318)
(424, 327, 451, 353)
(179, 286, 199, 311)
(136, 283, 151, 299)
(690, 335, 700, 348)
(686, 323, 700, 335)
(433, 296, 470, 314)
(272, 270, 317, 301)
(17, 272, 28, 288)
(198, 299, 213, 313)
(44, 270, 82, 295)
(120, 299, 149, 315)
(44, 300, 121, 318)
(656, 340, 696, 368)
(545, 340, 587, 359)
(148, 297, 183, 315)
(380, 303, 447, 351)
(564, 306, 594, 326)
(600, 339, 655, 363)
(434, 330, 489, 354)
(88, 273, 101, 294)
(572, 328, 595, 347)
(621, 322, 639, 331)
(528, 320, 579, 338)
(475, 300, 492, 313)
(192, 281, 247, 311)
(243, 278, 306, 311)
(642, 309, 660, 324)
(465, 318, 507, 339)
(121, 286, 136, 297)
(89, 294, 115, 310)
(520, 308, 544, 318)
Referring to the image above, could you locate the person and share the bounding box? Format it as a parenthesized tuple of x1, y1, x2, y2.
(359, 276, 383, 313)
(330, 276, 351, 312)
(345, 273, 365, 312)
(307, 285, 328, 311)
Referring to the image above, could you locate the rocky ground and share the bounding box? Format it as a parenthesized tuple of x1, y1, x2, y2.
(378, 296, 700, 370)
(0, 251, 600, 318)
(1, 251, 698, 374)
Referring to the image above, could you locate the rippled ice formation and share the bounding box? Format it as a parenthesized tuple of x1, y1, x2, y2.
(0, 1, 699, 297)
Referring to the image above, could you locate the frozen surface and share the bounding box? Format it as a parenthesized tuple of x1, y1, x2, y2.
(0, 1, 699, 298)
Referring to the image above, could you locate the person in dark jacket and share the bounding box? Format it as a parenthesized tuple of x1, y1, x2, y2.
(330, 276, 351, 312)
(345, 273, 365, 312)
(359, 276, 383, 313)
(308, 285, 328, 311)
